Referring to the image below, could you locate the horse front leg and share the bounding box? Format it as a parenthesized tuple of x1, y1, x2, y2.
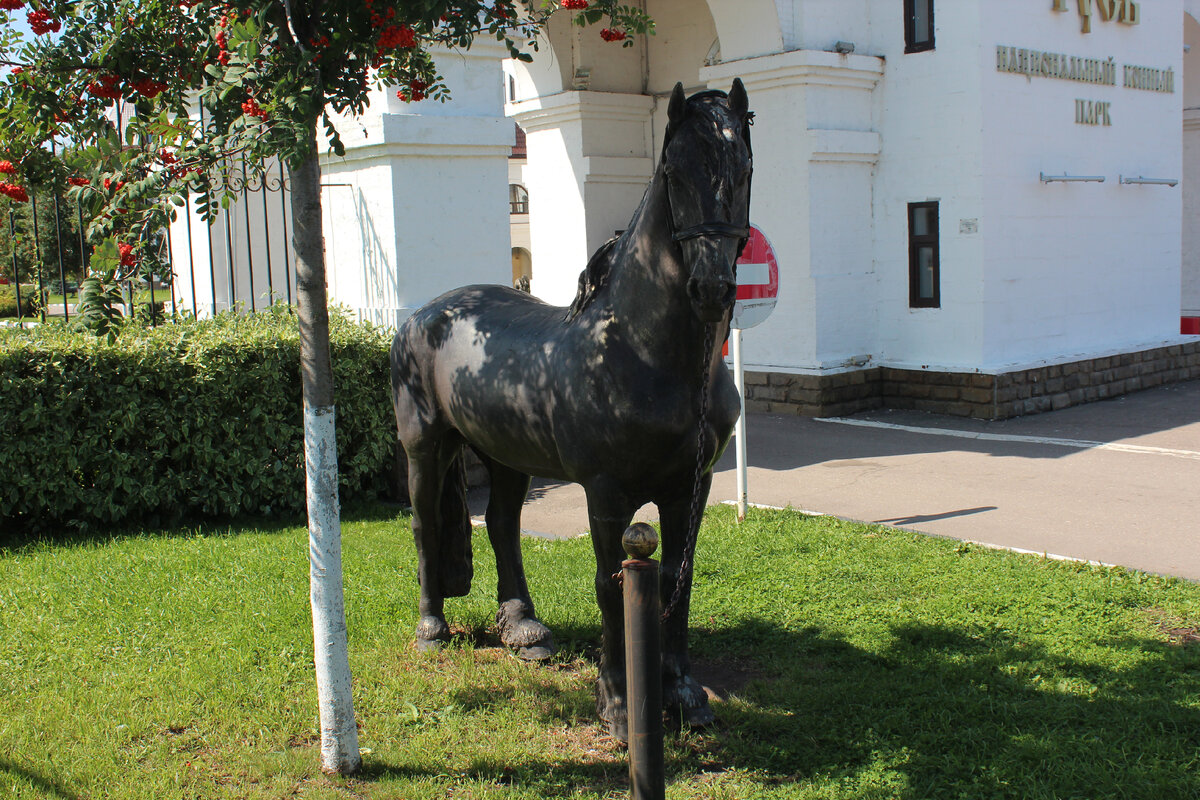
(480, 454, 554, 661)
(584, 483, 636, 743)
(658, 471, 715, 730)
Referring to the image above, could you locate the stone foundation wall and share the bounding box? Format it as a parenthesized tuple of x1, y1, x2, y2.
(744, 340, 1200, 420)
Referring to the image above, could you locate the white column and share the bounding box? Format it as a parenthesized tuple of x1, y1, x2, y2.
(702, 50, 883, 372)
(317, 42, 514, 329)
(508, 91, 655, 306)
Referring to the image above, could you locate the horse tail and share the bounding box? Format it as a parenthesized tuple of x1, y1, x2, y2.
(437, 447, 474, 598)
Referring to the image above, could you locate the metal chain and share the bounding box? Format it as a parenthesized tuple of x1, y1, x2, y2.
(662, 322, 714, 622)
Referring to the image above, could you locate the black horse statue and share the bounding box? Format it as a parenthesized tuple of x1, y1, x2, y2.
(390, 80, 752, 740)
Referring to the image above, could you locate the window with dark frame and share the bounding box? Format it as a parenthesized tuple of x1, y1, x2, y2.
(908, 201, 940, 308)
(904, 0, 934, 53)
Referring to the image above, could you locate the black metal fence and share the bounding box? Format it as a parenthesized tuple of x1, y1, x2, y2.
(2, 156, 295, 326)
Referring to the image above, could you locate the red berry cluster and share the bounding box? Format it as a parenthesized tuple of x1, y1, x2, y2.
(27, 8, 59, 35)
(0, 160, 14, 174)
(241, 97, 266, 119)
(0, 0, 24, 10)
(492, 3, 512, 20)
(86, 73, 123, 100)
(131, 78, 167, 98)
(396, 78, 428, 102)
(561, 0, 587, 9)
(118, 242, 137, 267)
(67, 177, 90, 186)
(0, 183, 28, 202)
(216, 14, 232, 65)
(103, 177, 125, 192)
(600, 28, 626, 42)
(10, 66, 23, 74)
(377, 23, 415, 50)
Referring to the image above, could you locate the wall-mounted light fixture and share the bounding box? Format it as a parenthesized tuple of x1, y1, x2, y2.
(1119, 175, 1179, 187)
(1040, 172, 1105, 183)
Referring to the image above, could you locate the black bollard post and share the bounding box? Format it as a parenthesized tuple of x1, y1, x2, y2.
(622, 522, 665, 800)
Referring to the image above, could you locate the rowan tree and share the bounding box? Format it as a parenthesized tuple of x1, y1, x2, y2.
(0, 0, 651, 775)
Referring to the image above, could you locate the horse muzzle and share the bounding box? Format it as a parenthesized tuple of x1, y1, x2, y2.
(687, 275, 736, 322)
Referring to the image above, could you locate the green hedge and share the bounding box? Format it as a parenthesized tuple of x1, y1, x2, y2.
(0, 305, 396, 534)
(0, 284, 39, 318)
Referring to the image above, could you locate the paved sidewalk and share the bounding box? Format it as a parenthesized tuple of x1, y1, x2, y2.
(468, 379, 1200, 581)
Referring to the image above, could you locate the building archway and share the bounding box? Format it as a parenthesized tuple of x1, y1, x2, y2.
(511, 247, 532, 291)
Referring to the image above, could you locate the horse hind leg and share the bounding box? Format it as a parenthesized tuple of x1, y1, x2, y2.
(480, 453, 554, 661)
(407, 435, 474, 652)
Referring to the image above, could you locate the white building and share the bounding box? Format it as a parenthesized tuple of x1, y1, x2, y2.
(173, 0, 1200, 419)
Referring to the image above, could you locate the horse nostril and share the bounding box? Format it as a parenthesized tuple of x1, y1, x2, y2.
(721, 280, 736, 307)
(689, 277, 737, 308)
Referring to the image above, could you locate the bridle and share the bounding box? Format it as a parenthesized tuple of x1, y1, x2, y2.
(662, 95, 754, 261)
(671, 221, 751, 256)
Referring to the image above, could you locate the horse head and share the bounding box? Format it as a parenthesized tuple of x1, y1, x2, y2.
(661, 79, 753, 323)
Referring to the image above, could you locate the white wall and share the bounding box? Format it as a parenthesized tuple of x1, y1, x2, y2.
(319, 42, 513, 327)
(1183, 11, 1200, 315)
(979, 0, 1183, 368)
(872, 1, 986, 371)
(704, 50, 884, 371)
(492, 0, 1192, 378)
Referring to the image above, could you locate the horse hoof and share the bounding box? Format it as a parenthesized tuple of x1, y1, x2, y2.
(607, 717, 629, 744)
(415, 615, 450, 651)
(517, 643, 554, 662)
(665, 675, 714, 729)
(496, 600, 555, 653)
(682, 702, 715, 728)
(415, 636, 445, 653)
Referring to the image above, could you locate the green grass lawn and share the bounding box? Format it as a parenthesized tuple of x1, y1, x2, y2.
(2, 504, 1199, 799)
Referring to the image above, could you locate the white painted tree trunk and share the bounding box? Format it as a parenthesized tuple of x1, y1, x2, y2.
(291, 129, 361, 775)
(305, 405, 361, 774)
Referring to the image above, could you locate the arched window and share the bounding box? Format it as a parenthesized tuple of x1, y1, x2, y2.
(509, 184, 529, 215)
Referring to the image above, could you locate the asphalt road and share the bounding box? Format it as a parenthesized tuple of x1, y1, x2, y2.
(468, 379, 1200, 580)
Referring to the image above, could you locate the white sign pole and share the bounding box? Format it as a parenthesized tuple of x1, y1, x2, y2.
(730, 224, 779, 524)
(732, 327, 748, 523)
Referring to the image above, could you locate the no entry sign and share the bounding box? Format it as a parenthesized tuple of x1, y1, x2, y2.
(731, 225, 779, 331)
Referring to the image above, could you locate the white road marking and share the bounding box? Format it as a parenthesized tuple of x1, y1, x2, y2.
(815, 417, 1200, 461)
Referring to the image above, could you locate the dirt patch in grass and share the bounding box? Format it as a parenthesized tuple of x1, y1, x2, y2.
(1141, 607, 1200, 646)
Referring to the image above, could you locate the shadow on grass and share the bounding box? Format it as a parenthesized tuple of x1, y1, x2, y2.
(0, 757, 82, 800)
(0, 500, 404, 554)
(359, 618, 1200, 799)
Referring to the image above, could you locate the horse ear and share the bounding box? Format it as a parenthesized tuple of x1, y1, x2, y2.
(729, 78, 749, 119)
(667, 82, 687, 128)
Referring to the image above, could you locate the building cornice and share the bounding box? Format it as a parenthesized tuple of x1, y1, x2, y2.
(581, 155, 653, 186)
(808, 128, 882, 164)
(506, 91, 655, 133)
(701, 49, 885, 94)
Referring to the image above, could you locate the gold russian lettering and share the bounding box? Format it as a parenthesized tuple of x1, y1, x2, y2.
(1077, 0, 1093, 33)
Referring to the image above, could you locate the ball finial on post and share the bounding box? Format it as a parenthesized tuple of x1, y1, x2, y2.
(622, 522, 659, 560)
